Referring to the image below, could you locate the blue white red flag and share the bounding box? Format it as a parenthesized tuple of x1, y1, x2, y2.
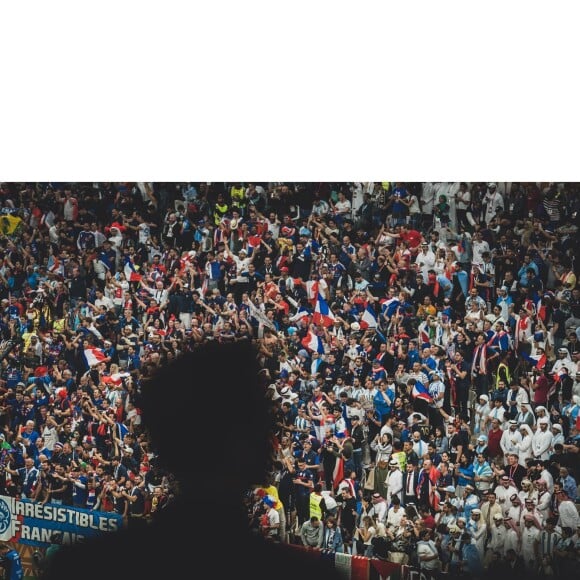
(305, 280, 319, 304)
(412, 381, 433, 403)
(359, 303, 377, 329)
(522, 351, 547, 370)
(301, 330, 324, 354)
(84, 347, 108, 367)
(124, 258, 142, 282)
(312, 293, 335, 327)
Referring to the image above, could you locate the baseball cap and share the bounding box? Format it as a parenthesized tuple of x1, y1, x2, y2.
(444, 485, 456, 493)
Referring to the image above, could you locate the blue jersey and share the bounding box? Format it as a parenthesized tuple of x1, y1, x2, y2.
(0, 549, 23, 580)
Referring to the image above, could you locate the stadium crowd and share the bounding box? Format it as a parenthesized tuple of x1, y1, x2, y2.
(0, 181, 578, 577)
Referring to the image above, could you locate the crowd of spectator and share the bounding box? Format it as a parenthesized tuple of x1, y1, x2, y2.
(0, 181, 578, 576)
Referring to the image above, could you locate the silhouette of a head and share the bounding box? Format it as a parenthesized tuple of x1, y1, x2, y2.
(140, 341, 273, 493)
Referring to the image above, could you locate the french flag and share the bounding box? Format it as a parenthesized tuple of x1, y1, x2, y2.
(381, 297, 400, 319)
(522, 351, 547, 370)
(84, 347, 108, 367)
(247, 235, 262, 256)
(102, 372, 130, 386)
(552, 367, 569, 383)
(536, 298, 547, 322)
(412, 381, 433, 403)
(312, 293, 335, 327)
(418, 320, 431, 345)
(359, 303, 377, 329)
(124, 258, 142, 282)
(305, 280, 319, 304)
(301, 330, 324, 354)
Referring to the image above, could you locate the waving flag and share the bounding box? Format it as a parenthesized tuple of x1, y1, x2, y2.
(522, 351, 547, 370)
(412, 381, 433, 403)
(179, 250, 196, 274)
(305, 280, 319, 304)
(301, 330, 324, 354)
(124, 258, 142, 282)
(0, 215, 23, 235)
(289, 309, 310, 323)
(246, 235, 262, 256)
(381, 297, 400, 319)
(247, 300, 277, 331)
(97, 251, 114, 272)
(418, 320, 431, 345)
(102, 372, 130, 386)
(47, 255, 62, 275)
(312, 293, 335, 327)
(359, 303, 377, 329)
(84, 347, 108, 367)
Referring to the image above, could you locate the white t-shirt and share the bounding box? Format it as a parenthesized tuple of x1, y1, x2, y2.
(138, 223, 152, 244)
(334, 199, 352, 216)
(472, 240, 490, 267)
(266, 507, 280, 537)
(417, 540, 440, 570)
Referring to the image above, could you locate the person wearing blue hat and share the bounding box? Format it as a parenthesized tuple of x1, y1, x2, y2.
(260, 495, 281, 541)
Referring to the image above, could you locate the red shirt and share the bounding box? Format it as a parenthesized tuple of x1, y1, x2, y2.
(487, 427, 503, 459)
(533, 375, 549, 405)
(422, 514, 436, 530)
(400, 230, 422, 249)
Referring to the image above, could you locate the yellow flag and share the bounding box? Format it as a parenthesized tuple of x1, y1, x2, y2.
(0, 215, 23, 235)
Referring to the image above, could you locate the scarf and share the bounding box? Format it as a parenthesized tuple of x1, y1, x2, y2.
(447, 366, 457, 406)
(472, 344, 488, 375)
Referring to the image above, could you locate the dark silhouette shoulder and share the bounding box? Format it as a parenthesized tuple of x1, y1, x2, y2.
(41, 341, 340, 579)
